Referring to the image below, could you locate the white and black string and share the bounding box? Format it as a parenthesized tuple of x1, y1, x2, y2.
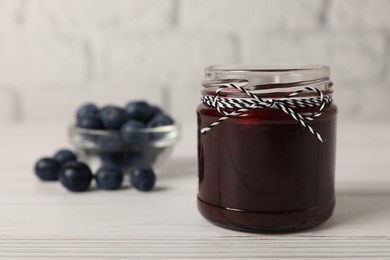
(200, 83, 332, 143)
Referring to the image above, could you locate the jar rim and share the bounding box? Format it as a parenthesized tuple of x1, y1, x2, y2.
(207, 64, 329, 73)
(205, 64, 330, 88)
(203, 64, 332, 97)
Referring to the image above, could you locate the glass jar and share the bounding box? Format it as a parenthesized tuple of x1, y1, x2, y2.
(197, 65, 337, 233)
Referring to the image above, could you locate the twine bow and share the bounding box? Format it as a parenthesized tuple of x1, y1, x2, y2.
(201, 83, 332, 142)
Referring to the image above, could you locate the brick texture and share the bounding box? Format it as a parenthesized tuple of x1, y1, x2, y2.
(0, 33, 86, 88)
(241, 32, 387, 82)
(333, 83, 390, 122)
(92, 32, 237, 87)
(355, 83, 390, 121)
(91, 32, 237, 123)
(179, 0, 325, 31)
(19, 88, 90, 123)
(329, 0, 390, 29)
(20, 0, 173, 33)
(0, 0, 389, 124)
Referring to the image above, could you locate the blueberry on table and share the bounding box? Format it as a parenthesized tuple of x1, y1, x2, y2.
(59, 161, 93, 192)
(77, 116, 103, 129)
(77, 103, 99, 120)
(100, 106, 127, 130)
(121, 120, 147, 145)
(35, 157, 61, 181)
(54, 149, 77, 165)
(96, 164, 123, 190)
(130, 166, 156, 191)
(125, 101, 158, 123)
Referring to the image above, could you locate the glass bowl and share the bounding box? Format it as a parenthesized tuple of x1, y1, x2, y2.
(68, 124, 180, 172)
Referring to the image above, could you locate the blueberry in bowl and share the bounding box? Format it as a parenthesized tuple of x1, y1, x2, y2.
(125, 100, 159, 123)
(69, 123, 180, 171)
(100, 105, 127, 130)
(69, 101, 180, 171)
(147, 112, 175, 141)
(77, 103, 100, 121)
(76, 103, 103, 130)
(121, 120, 148, 145)
(77, 117, 104, 130)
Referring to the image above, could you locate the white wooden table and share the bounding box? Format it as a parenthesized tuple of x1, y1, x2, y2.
(0, 122, 389, 259)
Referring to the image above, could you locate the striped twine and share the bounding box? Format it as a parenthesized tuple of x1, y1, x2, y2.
(200, 83, 332, 143)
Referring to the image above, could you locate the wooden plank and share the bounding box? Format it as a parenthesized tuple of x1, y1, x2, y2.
(0, 123, 389, 259)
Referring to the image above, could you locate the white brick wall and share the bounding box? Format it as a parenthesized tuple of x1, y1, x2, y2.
(0, 0, 389, 124)
(2, 0, 174, 33)
(91, 32, 237, 122)
(241, 31, 387, 82)
(329, 0, 390, 29)
(179, 0, 325, 31)
(0, 33, 86, 88)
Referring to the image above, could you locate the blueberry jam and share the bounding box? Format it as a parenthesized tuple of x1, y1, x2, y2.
(197, 104, 337, 232)
(197, 65, 337, 233)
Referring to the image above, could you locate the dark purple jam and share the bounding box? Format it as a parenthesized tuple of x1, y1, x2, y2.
(197, 103, 337, 233)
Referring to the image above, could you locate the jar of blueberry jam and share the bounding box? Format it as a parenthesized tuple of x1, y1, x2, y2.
(197, 65, 337, 233)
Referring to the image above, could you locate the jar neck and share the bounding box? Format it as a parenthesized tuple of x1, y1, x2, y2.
(202, 78, 333, 99)
(202, 65, 332, 99)
(200, 65, 333, 143)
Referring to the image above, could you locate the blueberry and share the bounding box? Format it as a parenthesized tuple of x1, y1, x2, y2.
(121, 120, 147, 145)
(54, 149, 77, 165)
(77, 116, 103, 129)
(97, 134, 123, 150)
(151, 105, 162, 115)
(100, 106, 127, 130)
(59, 161, 93, 192)
(96, 164, 123, 190)
(77, 103, 99, 120)
(76, 103, 103, 129)
(35, 157, 61, 181)
(147, 112, 174, 140)
(130, 166, 156, 191)
(99, 152, 125, 167)
(147, 112, 174, 127)
(125, 101, 158, 123)
(123, 151, 148, 168)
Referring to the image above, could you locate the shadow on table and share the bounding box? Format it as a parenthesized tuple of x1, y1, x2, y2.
(313, 188, 390, 232)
